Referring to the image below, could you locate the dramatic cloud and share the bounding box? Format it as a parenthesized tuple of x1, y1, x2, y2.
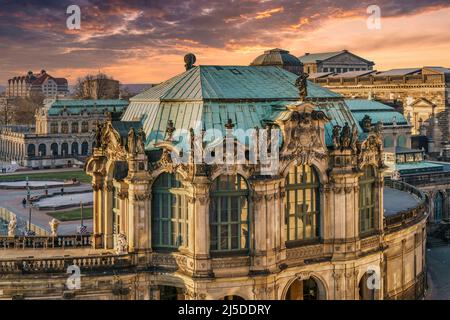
(0, 0, 449, 84)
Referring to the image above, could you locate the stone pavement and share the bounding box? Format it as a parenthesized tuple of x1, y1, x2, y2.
(0, 184, 93, 235)
(425, 242, 450, 300)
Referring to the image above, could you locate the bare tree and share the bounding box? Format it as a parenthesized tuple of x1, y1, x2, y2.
(11, 93, 44, 125)
(73, 73, 119, 99)
(0, 95, 12, 126)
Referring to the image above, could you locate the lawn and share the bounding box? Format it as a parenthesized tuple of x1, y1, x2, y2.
(46, 207, 93, 222)
(0, 170, 91, 183)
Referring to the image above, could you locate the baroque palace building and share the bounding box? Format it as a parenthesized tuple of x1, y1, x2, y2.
(0, 99, 127, 169)
(311, 67, 450, 154)
(72, 57, 428, 300)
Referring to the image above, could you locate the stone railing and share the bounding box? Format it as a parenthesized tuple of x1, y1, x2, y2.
(313, 73, 446, 87)
(384, 179, 427, 232)
(0, 234, 93, 249)
(0, 253, 132, 274)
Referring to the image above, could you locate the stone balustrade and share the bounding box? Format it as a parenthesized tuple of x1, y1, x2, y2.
(0, 253, 132, 274)
(0, 234, 93, 249)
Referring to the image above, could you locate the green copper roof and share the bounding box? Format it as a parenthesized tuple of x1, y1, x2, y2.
(123, 65, 359, 150)
(395, 161, 443, 174)
(130, 66, 341, 102)
(346, 99, 408, 126)
(48, 99, 128, 116)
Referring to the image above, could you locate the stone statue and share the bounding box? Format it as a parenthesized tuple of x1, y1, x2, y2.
(136, 128, 146, 154)
(166, 120, 175, 141)
(127, 127, 136, 154)
(332, 125, 341, 148)
(295, 73, 309, 100)
(340, 122, 351, 148)
(361, 115, 372, 132)
(116, 233, 128, 255)
(94, 123, 104, 148)
(8, 215, 17, 237)
(49, 218, 59, 237)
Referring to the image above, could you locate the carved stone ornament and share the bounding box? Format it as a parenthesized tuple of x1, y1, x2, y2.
(49, 218, 59, 237)
(358, 123, 383, 169)
(8, 215, 17, 237)
(278, 103, 330, 166)
(116, 233, 128, 255)
(295, 73, 309, 101)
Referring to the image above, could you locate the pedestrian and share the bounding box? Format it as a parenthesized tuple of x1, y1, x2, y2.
(22, 198, 26, 208)
(61, 187, 64, 196)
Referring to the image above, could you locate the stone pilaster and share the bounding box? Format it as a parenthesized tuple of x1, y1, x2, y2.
(191, 176, 213, 277)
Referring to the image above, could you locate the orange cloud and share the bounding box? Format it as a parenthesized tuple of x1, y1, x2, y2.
(255, 7, 284, 20)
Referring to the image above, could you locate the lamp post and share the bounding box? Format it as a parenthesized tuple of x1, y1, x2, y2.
(25, 176, 35, 236)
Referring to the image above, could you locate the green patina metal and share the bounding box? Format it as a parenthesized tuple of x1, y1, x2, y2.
(121, 66, 381, 150)
(346, 99, 408, 126)
(395, 161, 444, 174)
(47, 99, 128, 116)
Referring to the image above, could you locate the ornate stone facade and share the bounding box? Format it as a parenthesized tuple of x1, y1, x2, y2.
(0, 99, 127, 169)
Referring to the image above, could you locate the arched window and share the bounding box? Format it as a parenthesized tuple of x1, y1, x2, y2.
(210, 175, 249, 252)
(81, 121, 89, 133)
(397, 135, 407, 148)
(61, 143, 68, 156)
(151, 173, 189, 249)
(434, 192, 444, 222)
(71, 142, 79, 155)
(38, 144, 46, 156)
(50, 143, 58, 156)
(27, 144, 35, 157)
(81, 141, 89, 155)
(359, 166, 376, 234)
(383, 136, 393, 148)
(71, 122, 79, 133)
(285, 165, 320, 242)
(61, 122, 69, 134)
(286, 278, 320, 300)
(50, 122, 58, 134)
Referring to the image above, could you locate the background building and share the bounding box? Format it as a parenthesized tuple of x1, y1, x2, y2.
(298, 50, 374, 74)
(250, 48, 304, 75)
(311, 67, 450, 154)
(7, 70, 68, 98)
(0, 99, 128, 169)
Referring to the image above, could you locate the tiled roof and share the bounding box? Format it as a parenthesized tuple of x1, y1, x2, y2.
(298, 51, 344, 64)
(375, 68, 421, 77)
(308, 72, 334, 79)
(329, 70, 376, 78)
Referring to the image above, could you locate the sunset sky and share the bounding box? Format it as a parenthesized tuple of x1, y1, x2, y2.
(0, 0, 449, 85)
